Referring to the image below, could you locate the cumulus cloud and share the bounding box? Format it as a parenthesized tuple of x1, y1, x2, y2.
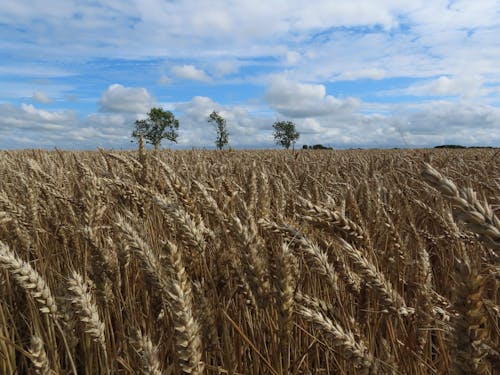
(265, 76, 360, 118)
(99, 84, 154, 113)
(1, 96, 499, 150)
(0, 103, 75, 148)
(403, 76, 489, 99)
(0, 104, 75, 131)
(0, 103, 135, 149)
(402, 101, 500, 136)
(295, 100, 500, 148)
(1, 1, 500, 149)
(86, 113, 129, 128)
(174, 96, 271, 148)
(31, 91, 53, 104)
(172, 65, 211, 82)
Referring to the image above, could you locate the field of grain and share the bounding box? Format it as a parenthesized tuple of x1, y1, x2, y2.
(0, 148, 498, 374)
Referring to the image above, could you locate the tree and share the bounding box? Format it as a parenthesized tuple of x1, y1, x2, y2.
(132, 107, 179, 151)
(273, 120, 299, 150)
(208, 111, 229, 150)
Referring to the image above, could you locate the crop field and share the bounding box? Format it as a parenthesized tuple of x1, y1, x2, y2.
(0, 148, 498, 374)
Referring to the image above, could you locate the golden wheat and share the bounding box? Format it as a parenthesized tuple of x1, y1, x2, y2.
(0, 148, 497, 374)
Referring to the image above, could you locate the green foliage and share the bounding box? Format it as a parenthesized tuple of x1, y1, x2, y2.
(434, 144, 466, 149)
(273, 120, 300, 150)
(132, 107, 179, 150)
(208, 111, 229, 150)
(303, 144, 333, 150)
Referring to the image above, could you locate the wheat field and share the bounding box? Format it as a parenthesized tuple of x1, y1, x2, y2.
(0, 148, 498, 374)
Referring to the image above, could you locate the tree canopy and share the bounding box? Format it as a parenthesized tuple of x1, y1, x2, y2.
(208, 111, 229, 150)
(132, 107, 179, 150)
(273, 120, 300, 150)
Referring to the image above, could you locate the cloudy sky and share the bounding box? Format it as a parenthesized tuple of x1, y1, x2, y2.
(1, 0, 499, 149)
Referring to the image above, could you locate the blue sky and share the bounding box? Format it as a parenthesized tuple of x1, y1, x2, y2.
(1, 0, 499, 149)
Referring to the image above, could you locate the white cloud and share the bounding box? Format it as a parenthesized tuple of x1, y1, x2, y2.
(265, 76, 360, 118)
(157, 75, 171, 85)
(1, 1, 500, 90)
(86, 113, 128, 128)
(1, 1, 500, 149)
(285, 51, 301, 66)
(211, 61, 240, 77)
(172, 65, 211, 82)
(1, 96, 499, 150)
(0, 103, 135, 149)
(19, 103, 71, 123)
(337, 68, 386, 81)
(271, 100, 500, 149)
(1, 1, 499, 75)
(32, 91, 52, 104)
(99, 84, 154, 113)
(0, 103, 76, 136)
(175, 96, 219, 123)
(403, 76, 490, 99)
(0, 64, 74, 78)
(174, 96, 271, 148)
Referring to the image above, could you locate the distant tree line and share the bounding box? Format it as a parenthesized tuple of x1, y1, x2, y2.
(302, 144, 333, 150)
(131, 109, 497, 151)
(434, 145, 467, 149)
(434, 145, 495, 149)
(132, 107, 302, 150)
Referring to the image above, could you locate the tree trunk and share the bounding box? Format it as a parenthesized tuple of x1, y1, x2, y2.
(138, 134, 147, 183)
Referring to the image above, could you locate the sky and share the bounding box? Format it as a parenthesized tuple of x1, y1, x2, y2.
(1, 0, 500, 150)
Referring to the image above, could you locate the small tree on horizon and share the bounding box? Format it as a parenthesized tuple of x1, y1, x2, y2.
(132, 107, 179, 151)
(208, 111, 229, 150)
(273, 120, 300, 150)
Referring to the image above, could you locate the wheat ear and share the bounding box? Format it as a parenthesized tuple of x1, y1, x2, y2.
(297, 304, 378, 374)
(153, 194, 207, 253)
(29, 335, 51, 375)
(0, 241, 57, 316)
(259, 218, 338, 293)
(66, 270, 106, 350)
(273, 243, 296, 373)
(133, 330, 164, 375)
(297, 196, 368, 245)
(338, 239, 411, 315)
(230, 211, 271, 307)
(422, 163, 500, 251)
(451, 261, 490, 375)
(115, 213, 169, 300)
(164, 240, 204, 375)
